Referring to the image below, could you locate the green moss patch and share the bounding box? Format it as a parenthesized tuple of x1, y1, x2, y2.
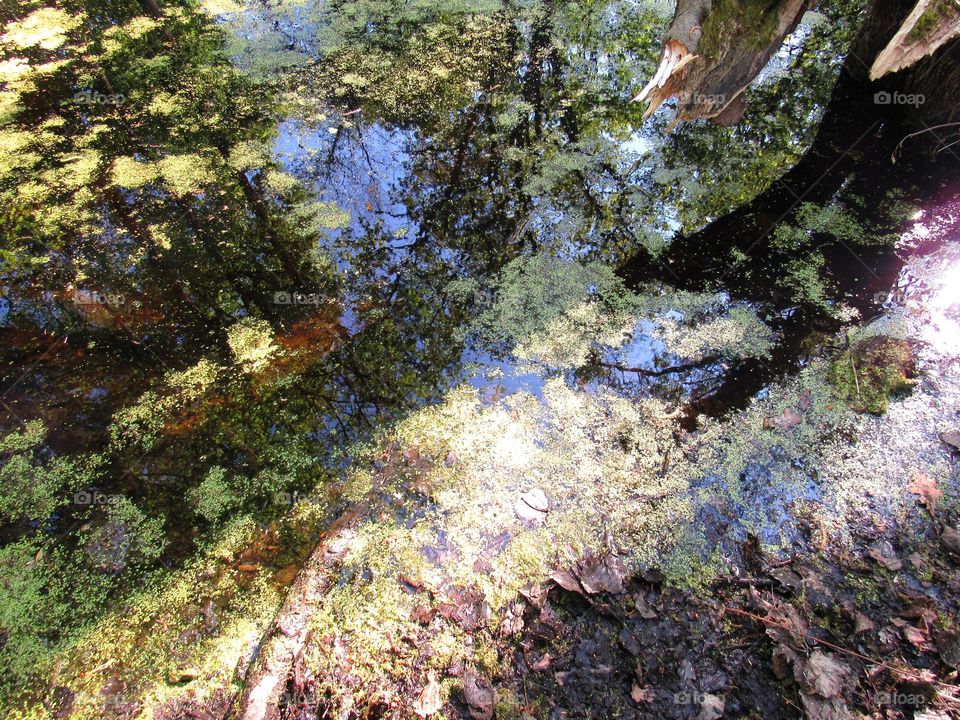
(828, 336, 917, 414)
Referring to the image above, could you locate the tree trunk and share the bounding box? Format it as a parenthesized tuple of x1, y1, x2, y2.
(620, 0, 957, 293)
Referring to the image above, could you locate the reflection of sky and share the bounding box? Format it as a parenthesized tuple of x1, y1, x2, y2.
(273, 117, 418, 258)
(461, 349, 547, 401)
(273, 116, 424, 334)
(613, 318, 667, 369)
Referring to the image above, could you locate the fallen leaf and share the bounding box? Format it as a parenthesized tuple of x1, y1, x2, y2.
(903, 624, 932, 649)
(576, 552, 627, 594)
(537, 600, 562, 630)
(854, 612, 875, 634)
(800, 693, 853, 720)
(771, 644, 797, 680)
(437, 586, 489, 631)
(413, 672, 443, 717)
(518, 582, 548, 609)
(398, 574, 423, 592)
(520, 488, 549, 513)
(500, 602, 524, 636)
(769, 567, 803, 592)
(801, 650, 850, 698)
(530, 652, 552, 671)
(515, 490, 548, 523)
(630, 684, 654, 703)
(410, 604, 435, 625)
(908, 472, 942, 514)
(897, 602, 937, 625)
(868, 543, 902, 571)
(750, 589, 808, 645)
(763, 407, 803, 430)
(548, 568, 583, 594)
(633, 593, 657, 619)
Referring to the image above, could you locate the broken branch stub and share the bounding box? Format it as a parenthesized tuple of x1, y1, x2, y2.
(636, 0, 809, 122)
(870, 0, 960, 79)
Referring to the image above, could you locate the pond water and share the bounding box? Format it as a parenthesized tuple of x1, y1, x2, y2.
(1, 0, 959, 713)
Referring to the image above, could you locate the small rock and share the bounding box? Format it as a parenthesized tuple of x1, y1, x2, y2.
(939, 430, 960, 451)
(698, 693, 724, 720)
(941, 526, 960, 555)
(463, 669, 494, 720)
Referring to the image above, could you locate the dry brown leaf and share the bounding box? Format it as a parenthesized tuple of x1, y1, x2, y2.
(520, 488, 549, 512)
(633, 593, 658, 619)
(576, 553, 627, 594)
(908, 472, 942, 514)
(854, 612, 875, 634)
(751, 590, 809, 646)
(801, 650, 850, 698)
(413, 671, 443, 717)
(518, 581, 548, 609)
(771, 644, 797, 680)
(868, 544, 902, 571)
(530, 652, 552, 671)
(763, 407, 803, 431)
(800, 693, 854, 720)
(549, 568, 583, 594)
(902, 624, 932, 649)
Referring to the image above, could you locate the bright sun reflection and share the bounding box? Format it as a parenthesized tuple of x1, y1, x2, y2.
(922, 258, 960, 354)
(493, 426, 536, 468)
(931, 262, 960, 309)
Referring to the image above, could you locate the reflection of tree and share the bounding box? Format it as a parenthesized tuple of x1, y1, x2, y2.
(620, 0, 960, 414)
